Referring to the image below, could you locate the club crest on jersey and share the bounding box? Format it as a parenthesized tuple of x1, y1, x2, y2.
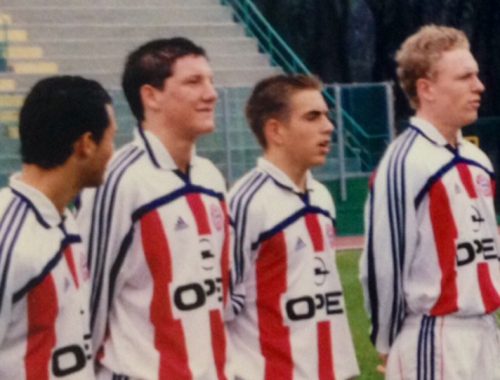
(325, 223, 335, 248)
(210, 204, 223, 231)
(476, 174, 492, 197)
(80, 253, 90, 282)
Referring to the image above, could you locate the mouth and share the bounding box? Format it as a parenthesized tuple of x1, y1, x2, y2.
(470, 99, 481, 108)
(318, 140, 331, 154)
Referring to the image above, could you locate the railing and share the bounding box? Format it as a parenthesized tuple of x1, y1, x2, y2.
(0, 14, 9, 72)
(219, 0, 392, 171)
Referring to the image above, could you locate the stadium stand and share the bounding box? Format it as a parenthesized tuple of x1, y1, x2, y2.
(0, 0, 280, 184)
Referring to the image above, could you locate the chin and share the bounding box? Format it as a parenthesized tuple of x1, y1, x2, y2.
(197, 124, 216, 135)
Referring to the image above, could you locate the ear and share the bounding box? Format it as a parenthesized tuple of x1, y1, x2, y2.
(416, 77, 435, 103)
(263, 118, 286, 147)
(73, 132, 97, 160)
(140, 84, 161, 112)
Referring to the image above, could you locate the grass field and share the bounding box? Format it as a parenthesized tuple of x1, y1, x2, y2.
(337, 249, 383, 380)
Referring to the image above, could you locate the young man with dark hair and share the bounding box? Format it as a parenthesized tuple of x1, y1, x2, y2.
(77, 37, 231, 379)
(0, 75, 116, 379)
(360, 25, 500, 379)
(228, 74, 359, 380)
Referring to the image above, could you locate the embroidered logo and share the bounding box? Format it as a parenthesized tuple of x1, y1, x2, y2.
(476, 174, 492, 197)
(325, 223, 335, 248)
(175, 216, 189, 231)
(295, 237, 307, 251)
(210, 204, 223, 231)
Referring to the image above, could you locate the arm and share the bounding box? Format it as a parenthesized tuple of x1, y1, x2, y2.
(227, 180, 263, 319)
(359, 149, 418, 354)
(76, 181, 135, 355)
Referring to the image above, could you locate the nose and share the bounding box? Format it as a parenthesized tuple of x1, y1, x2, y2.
(203, 80, 218, 102)
(474, 75, 485, 93)
(325, 116, 335, 134)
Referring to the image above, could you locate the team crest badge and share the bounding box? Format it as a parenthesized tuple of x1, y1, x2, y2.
(210, 204, 223, 231)
(325, 223, 335, 248)
(476, 174, 492, 197)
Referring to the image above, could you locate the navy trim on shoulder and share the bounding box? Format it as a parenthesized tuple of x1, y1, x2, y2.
(9, 188, 51, 229)
(250, 206, 332, 251)
(131, 184, 224, 223)
(12, 235, 80, 303)
(0, 199, 28, 312)
(414, 155, 494, 209)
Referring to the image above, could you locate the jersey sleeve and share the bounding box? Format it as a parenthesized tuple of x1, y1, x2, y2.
(0, 257, 14, 346)
(76, 180, 136, 355)
(227, 183, 263, 319)
(359, 148, 419, 354)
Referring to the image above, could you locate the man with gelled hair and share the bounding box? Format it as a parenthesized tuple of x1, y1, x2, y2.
(77, 38, 231, 379)
(360, 25, 500, 379)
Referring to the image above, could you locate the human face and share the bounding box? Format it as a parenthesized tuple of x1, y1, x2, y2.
(280, 89, 334, 172)
(85, 105, 117, 186)
(157, 54, 218, 140)
(426, 48, 484, 129)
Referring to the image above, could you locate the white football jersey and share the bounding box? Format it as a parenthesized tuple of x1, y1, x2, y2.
(360, 117, 500, 354)
(0, 176, 93, 379)
(227, 158, 359, 380)
(77, 129, 231, 379)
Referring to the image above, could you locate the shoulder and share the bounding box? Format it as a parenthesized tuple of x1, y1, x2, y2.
(229, 168, 271, 211)
(309, 179, 335, 214)
(192, 156, 227, 193)
(461, 140, 494, 172)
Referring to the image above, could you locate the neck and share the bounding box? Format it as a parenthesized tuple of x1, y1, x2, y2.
(142, 121, 194, 173)
(19, 165, 79, 215)
(416, 110, 459, 147)
(264, 151, 308, 192)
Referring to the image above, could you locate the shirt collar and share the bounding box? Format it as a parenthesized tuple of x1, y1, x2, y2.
(410, 116, 464, 147)
(257, 157, 314, 193)
(135, 128, 198, 171)
(9, 173, 68, 228)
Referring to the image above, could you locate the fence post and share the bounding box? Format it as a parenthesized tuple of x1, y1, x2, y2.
(221, 89, 233, 183)
(385, 82, 396, 142)
(334, 85, 347, 201)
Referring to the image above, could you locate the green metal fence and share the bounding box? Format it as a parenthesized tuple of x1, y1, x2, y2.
(0, 84, 394, 188)
(219, 0, 392, 177)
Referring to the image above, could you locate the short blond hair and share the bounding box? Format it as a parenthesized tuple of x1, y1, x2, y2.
(396, 25, 469, 109)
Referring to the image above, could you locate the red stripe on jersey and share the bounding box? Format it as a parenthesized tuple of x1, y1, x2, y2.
(305, 213, 324, 252)
(186, 194, 211, 235)
(141, 210, 192, 380)
(429, 180, 459, 315)
(317, 321, 335, 380)
(25, 274, 58, 380)
(477, 263, 500, 313)
(492, 179, 497, 198)
(210, 310, 227, 380)
(220, 201, 230, 306)
(256, 232, 293, 380)
(457, 163, 478, 199)
(64, 247, 79, 289)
